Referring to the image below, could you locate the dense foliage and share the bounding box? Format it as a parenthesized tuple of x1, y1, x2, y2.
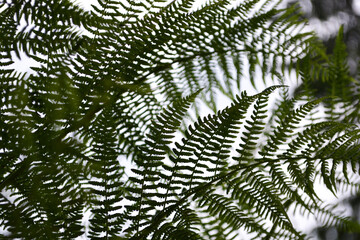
(1, 0, 360, 239)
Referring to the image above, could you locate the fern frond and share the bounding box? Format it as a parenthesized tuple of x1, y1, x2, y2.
(233, 86, 272, 162)
(2, 0, 360, 239)
(87, 106, 125, 238)
(125, 91, 199, 236)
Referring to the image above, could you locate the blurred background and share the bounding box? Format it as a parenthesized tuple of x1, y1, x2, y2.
(289, 0, 360, 75)
(286, 0, 360, 239)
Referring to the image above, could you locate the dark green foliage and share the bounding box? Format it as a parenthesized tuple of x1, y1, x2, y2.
(1, 0, 360, 239)
(88, 106, 125, 239)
